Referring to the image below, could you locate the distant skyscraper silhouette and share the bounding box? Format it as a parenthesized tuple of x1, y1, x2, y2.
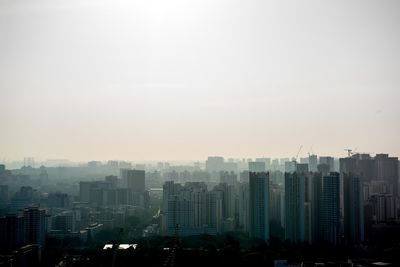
(124, 169, 145, 193)
(238, 182, 250, 233)
(319, 157, 334, 172)
(308, 154, 318, 172)
(248, 161, 266, 172)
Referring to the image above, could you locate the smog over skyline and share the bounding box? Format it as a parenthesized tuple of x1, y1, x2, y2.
(1, 1, 400, 267)
(1, 0, 400, 161)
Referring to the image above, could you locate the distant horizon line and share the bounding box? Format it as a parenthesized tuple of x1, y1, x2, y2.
(1, 151, 399, 165)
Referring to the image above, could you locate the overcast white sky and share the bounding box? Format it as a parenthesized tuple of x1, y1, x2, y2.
(0, 0, 399, 161)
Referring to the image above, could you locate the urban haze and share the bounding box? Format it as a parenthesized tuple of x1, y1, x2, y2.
(0, 0, 400, 267)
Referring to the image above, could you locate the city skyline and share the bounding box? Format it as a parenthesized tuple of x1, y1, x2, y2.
(2, 151, 399, 168)
(1, 149, 399, 265)
(1, 0, 399, 265)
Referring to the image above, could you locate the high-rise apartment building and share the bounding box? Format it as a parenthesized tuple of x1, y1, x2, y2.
(256, 158, 271, 171)
(0, 214, 25, 251)
(340, 153, 399, 198)
(284, 161, 297, 173)
(23, 207, 47, 245)
(123, 169, 145, 193)
(308, 155, 318, 172)
(0, 185, 8, 208)
(205, 156, 225, 172)
(319, 172, 340, 245)
(368, 193, 395, 222)
(319, 157, 335, 173)
(238, 182, 250, 233)
(343, 174, 364, 244)
(249, 172, 269, 241)
(269, 183, 284, 228)
(206, 190, 223, 233)
(105, 175, 118, 189)
(284, 172, 305, 242)
(249, 161, 266, 172)
(374, 154, 399, 198)
(219, 171, 237, 186)
(296, 163, 309, 173)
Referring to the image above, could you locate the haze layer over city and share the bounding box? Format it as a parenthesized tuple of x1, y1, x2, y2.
(1, 0, 400, 267)
(1, 0, 400, 161)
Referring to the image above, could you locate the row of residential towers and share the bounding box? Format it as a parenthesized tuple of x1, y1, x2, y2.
(161, 167, 366, 245)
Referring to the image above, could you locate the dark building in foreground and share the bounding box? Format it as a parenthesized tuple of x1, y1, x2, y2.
(343, 173, 364, 244)
(0, 214, 25, 251)
(311, 172, 341, 245)
(320, 172, 341, 245)
(285, 172, 305, 242)
(249, 172, 269, 241)
(23, 207, 47, 246)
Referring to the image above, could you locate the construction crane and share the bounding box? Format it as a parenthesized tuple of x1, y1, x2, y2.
(293, 145, 303, 162)
(344, 147, 358, 157)
(344, 148, 352, 157)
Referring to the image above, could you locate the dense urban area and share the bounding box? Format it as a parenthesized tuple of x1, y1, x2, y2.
(0, 153, 399, 266)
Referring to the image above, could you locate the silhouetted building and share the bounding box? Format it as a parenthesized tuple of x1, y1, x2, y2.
(51, 211, 74, 232)
(256, 157, 271, 171)
(0, 164, 5, 173)
(296, 163, 309, 173)
(23, 207, 47, 245)
(0, 185, 8, 208)
(0, 214, 25, 251)
(374, 154, 399, 198)
(239, 171, 249, 183)
(206, 190, 223, 233)
(123, 169, 145, 193)
(79, 181, 112, 205)
(319, 172, 340, 245)
(317, 163, 330, 176)
(249, 161, 266, 172)
(9, 187, 39, 212)
(269, 183, 284, 228)
(340, 153, 399, 198)
(284, 161, 296, 173)
(47, 192, 70, 208)
(219, 171, 237, 186)
(249, 172, 269, 241)
(308, 154, 318, 172)
(238, 182, 250, 232)
(213, 182, 236, 219)
(343, 174, 364, 244)
(319, 156, 334, 172)
(79, 182, 93, 203)
(206, 156, 225, 172)
(368, 193, 395, 222)
(285, 172, 305, 242)
(105, 175, 118, 189)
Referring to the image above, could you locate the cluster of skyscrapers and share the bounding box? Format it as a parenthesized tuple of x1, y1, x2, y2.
(161, 154, 399, 245)
(0, 152, 398, 256)
(79, 169, 149, 208)
(0, 207, 46, 250)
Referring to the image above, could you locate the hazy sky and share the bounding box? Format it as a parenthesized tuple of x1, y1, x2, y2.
(1, 0, 399, 161)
